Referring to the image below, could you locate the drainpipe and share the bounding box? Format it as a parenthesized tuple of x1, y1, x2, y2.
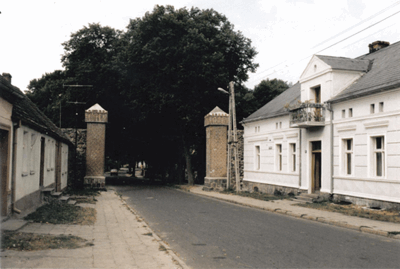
(11, 120, 21, 214)
(326, 103, 334, 194)
(298, 129, 302, 190)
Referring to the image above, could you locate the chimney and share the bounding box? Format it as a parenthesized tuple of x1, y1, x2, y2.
(2, 73, 12, 84)
(368, 41, 390, 53)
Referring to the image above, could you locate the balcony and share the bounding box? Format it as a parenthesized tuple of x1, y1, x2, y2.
(289, 103, 326, 128)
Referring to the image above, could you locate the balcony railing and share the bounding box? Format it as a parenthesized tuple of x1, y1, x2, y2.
(289, 103, 326, 128)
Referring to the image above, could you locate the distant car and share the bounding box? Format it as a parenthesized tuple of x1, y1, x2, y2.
(110, 169, 118, 176)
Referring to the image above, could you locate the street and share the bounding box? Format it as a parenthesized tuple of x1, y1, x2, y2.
(114, 184, 400, 269)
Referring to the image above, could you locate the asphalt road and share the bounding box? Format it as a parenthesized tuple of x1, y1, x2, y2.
(114, 184, 400, 269)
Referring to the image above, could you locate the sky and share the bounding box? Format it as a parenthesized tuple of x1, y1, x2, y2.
(1, 0, 400, 92)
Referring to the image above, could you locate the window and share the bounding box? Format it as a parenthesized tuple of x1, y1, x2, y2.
(30, 133, 37, 175)
(289, 143, 296, 172)
(255, 127, 257, 133)
(372, 136, 385, 177)
(258, 126, 260, 132)
(370, 104, 375, 114)
(343, 139, 353, 175)
(22, 131, 29, 176)
(379, 102, 384, 112)
(312, 86, 321, 103)
(279, 122, 282, 129)
(255, 145, 260, 170)
(276, 123, 278, 129)
(276, 144, 282, 171)
(342, 110, 345, 118)
(349, 108, 353, 117)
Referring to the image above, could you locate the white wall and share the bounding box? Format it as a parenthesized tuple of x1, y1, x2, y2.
(243, 115, 300, 188)
(332, 88, 400, 203)
(14, 125, 69, 201)
(0, 97, 14, 203)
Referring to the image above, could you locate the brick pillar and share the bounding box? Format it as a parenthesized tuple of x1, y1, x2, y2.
(84, 104, 107, 188)
(204, 106, 228, 191)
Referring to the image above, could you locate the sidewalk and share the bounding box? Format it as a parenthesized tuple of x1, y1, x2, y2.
(1, 189, 186, 269)
(187, 186, 400, 239)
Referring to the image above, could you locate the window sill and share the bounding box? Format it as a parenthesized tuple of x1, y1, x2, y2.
(21, 172, 28, 177)
(30, 170, 35, 175)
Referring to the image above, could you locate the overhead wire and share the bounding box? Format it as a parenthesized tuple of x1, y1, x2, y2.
(248, 2, 400, 87)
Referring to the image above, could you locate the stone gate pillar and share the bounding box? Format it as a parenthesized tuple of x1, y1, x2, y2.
(204, 107, 228, 191)
(84, 104, 107, 188)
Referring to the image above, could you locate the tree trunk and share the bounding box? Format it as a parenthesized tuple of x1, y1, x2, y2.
(183, 143, 194, 186)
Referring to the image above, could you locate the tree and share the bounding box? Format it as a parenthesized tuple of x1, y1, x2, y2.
(122, 5, 258, 185)
(239, 78, 290, 118)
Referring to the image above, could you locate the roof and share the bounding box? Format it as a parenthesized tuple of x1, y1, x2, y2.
(0, 74, 73, 146)
(206, 106, 228, 117)
(329, 40, 400, 103)
(87, 103, 106, 112)
(316, 55, 371, 72)
(242, 82, 301, 124)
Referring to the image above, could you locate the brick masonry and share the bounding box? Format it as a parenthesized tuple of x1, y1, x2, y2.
(84, 105, 107, 188)
(204, 107, 229, 191)
(62, 128, 86, 187)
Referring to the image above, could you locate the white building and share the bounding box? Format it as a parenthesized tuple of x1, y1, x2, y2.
(241, 41, 400, 208)
(1, 73, 72, 218)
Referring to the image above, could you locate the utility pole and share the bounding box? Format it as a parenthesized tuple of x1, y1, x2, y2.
(229, 82, 241, 192)
(218, 81, 240, 192)
(64, 84, 92, 189)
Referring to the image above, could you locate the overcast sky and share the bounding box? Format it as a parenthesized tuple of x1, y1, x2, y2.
(1, 0, 400, 92)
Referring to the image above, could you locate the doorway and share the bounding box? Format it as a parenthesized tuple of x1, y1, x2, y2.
(1, 129, 10, 216)
(39, 137, 45, 187)
(55, 141, 62, 192)
(311, 141, 321, 192)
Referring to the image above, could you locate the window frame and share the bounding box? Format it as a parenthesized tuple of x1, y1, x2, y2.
(369, 135, 386, 178)
(276, 143, 283, 172)
(255, 145, 261, 171)
(342, 138, 354, 176)
(289, 143, 296, 172)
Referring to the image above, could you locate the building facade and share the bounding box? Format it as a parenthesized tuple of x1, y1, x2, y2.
(241, 41, 400, 208)
(0, 73, 72, 217)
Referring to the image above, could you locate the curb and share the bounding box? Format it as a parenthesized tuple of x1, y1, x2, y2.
(114, 191, 190, 269)
(182, 188, 400, 240)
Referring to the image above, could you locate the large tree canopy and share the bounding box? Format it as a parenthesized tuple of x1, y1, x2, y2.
(121, 6, 258, 184)
(25, 6, 293, 186)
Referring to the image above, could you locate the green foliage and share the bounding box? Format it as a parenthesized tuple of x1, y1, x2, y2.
(240, 78, 290, 117)
(26, 6, 269, 185)
(121, 5, 258, 184)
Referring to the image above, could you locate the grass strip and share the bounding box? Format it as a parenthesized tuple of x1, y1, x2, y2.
(1, 231, 93, 251)
(24, 202, 96, 225)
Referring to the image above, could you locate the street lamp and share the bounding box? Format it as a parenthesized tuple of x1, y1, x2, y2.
(218, 81, 240, 192)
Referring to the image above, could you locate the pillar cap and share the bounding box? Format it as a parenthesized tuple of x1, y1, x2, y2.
(86, 103, 107, 112)
(205, 106, 228, 127)
(85, 103, 108, 123)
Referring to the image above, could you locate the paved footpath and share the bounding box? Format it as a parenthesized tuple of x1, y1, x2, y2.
(1, 189, 186, 269)
(188, 186, 400, 239)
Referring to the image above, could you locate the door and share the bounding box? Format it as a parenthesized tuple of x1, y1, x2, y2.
(39, 137, 45, 187)
(1, 129, 10, 216)
(311, 141, 322, 192)
(55, 141, 62, 191)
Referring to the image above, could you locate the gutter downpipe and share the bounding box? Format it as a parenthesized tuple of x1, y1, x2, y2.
(298, 129, 302, 189)
(11, 120, 21, 214)
(326, 103, 334, 194)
